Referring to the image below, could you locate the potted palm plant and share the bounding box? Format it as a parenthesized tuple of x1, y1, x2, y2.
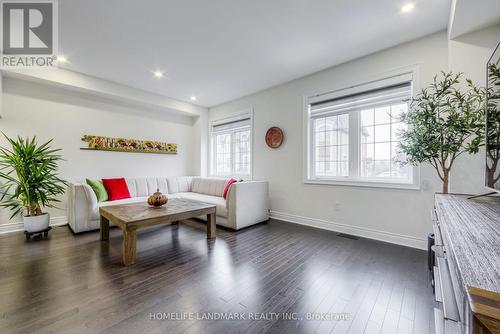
(0, 135, 67, 232)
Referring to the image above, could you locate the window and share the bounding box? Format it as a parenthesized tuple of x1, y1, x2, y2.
(359, 103, 409, 180)
(210, 112, 252, 177)
(306, 73, 417, 187)
(314, 114, 349, 177)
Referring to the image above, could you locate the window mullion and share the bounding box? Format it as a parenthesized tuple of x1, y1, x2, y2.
(212, 134, 216, 175)
(349, 110, 359, 177)
(230, 131, 234, 175)
(310, 120, 315, 179)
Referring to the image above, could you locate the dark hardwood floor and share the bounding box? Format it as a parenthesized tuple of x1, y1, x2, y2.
(0, 219, 434, 334)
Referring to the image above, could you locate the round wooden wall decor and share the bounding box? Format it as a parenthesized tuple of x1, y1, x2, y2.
(265, 127, 284, 148)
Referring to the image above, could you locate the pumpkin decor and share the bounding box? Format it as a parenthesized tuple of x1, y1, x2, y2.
(147, 189, 168, 207)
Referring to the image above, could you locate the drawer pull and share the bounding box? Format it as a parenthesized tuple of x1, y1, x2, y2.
(437, 257, 460, 322)
(434, 266, 443, 302)
(433, 222, 443, 246)
(431, 209, 438, 222)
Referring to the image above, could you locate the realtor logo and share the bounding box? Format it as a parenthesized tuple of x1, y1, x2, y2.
(1, 0, 58, 68)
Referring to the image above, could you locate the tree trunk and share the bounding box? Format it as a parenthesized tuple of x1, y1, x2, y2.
(35, 203, 42, 215)
(487, 157, 499, 188)
(487, 169, 495, 188)
(28, 203, 37, 216)
(442, 169, 449, 194)
(28, 202, 42, 216)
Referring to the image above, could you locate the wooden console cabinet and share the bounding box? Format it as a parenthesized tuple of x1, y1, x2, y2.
(433, 194, 500, 334)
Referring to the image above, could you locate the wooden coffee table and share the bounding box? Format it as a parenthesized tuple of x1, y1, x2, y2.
(99, 198, 216, 265)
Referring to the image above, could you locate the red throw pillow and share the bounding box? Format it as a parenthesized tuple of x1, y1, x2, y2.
(223, 178, 237, 199)
(102, 178, 131, 201)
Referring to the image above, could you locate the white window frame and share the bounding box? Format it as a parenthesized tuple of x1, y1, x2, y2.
(303, 68, 421, 190)
(209, 109, 253, 179)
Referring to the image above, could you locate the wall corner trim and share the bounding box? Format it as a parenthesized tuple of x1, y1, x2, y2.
(270, 210, 427, 250)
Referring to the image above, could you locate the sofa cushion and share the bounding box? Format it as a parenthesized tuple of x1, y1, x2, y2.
(125, 177, 169, 197)
(102, 178, 131, 201)
(175, 192, 227, 218)
(167, 176, 193, 193)
(191, 177, 230, 197)
(86, 179, 108, 202)
(98, 197, 149, 207)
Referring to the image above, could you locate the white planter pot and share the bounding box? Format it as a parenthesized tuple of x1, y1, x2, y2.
(23, 213, 50, 232)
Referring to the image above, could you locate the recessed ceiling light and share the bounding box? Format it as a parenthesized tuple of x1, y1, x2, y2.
(57, 55, 67, 62)
(153, 71, 164, 78)
(190, 96, 197, 101)
(401, 3, 415, 13)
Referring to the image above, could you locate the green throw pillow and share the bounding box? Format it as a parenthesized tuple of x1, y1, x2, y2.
(86, 179, 108, 202)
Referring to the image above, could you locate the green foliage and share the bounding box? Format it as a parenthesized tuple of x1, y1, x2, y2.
(486, 57, 500, 187)
(0, 135, 68, 219)
(397, 72, 486, 192)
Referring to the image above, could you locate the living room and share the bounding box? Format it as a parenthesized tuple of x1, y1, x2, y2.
(0, 1, 499, 333)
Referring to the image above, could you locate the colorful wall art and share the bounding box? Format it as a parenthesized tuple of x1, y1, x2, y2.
(81, 135, 177, 154)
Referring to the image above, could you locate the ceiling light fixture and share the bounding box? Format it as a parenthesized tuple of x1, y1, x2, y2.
(57, 55, 67, 62)
(153, 70, 164, 78)
(401, 3, 415, 13)
(190, 96, 197, 101)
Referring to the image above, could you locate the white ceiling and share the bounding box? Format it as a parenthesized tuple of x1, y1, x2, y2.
(59, 0, 452, 107)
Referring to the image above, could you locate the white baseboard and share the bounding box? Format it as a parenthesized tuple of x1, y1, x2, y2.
(1, 212, 427, 250)
(0, 216, 68, 234)
(270, 210, 427, 250)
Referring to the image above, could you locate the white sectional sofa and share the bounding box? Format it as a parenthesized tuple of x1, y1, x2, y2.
(67, 176, 269, 233)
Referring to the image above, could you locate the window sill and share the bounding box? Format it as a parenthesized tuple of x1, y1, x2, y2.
(304, 178, 420, 190)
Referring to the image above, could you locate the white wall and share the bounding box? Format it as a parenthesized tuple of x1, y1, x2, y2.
(0, 71, 3, 118)
(0, 78, 205, 224)
(209, 29, 500, 249)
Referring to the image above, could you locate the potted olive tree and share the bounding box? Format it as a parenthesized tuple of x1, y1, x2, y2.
(486, 59, 500, 188)
(397, 72, 485, 193)
(0, 135, 67, 232)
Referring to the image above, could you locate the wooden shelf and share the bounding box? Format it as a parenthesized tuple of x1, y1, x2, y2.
(79, 148, 176, 155)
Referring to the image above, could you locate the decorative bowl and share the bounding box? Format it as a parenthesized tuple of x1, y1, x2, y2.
(265, 127, 284, 148)
(147, 188, 168, 207)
